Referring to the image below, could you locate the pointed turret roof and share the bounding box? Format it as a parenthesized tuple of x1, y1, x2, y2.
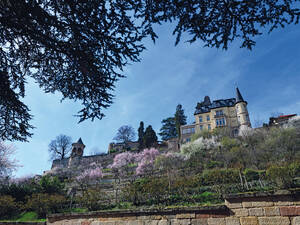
(77, 138, 84, 145)
(235, 87, 245, 103)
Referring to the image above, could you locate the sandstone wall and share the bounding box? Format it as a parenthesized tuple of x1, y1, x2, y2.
(47, 190, 300, 225)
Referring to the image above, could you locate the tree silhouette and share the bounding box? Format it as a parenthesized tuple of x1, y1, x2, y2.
(1, 1, 299, 141)
(48, 134, 72, 160)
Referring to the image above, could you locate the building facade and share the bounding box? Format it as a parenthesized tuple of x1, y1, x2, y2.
(180, 88, 251, 144)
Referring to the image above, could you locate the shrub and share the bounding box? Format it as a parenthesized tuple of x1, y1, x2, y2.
(39, 175, 65, 194)
(266, 163, 300, 188)
(0, 195, 20, 219)
(243, 168, 260, 181)
(25, 193, 68, 218)
(202, 168, 240, 185)
(76, 187, 107, 211)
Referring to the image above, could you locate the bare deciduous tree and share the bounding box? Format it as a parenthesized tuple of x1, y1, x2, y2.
(48, 135, 72, 160)
(113, 125, 136, 144)
(0, 141, 18, 178)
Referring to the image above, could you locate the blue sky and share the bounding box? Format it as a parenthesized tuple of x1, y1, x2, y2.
(12, 23, 300, 177)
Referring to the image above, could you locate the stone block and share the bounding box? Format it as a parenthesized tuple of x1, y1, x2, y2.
(171, 219, 191, 225)
(291, 216, 300, 225)
(252, 200, 273, 208)
(191, 218, 208, 225)
(176, 214, 196, 219)
(264, 207, 280, 216)
(248, 208, 264, 216)
(144, 220, 158, 225)
(126, 220, 144, 225)
(114, 221, 127, 225)
(61, 220, 73, 225)
(157, 220, 169, 225)
(151, 216, 165, 220)
(280, 206, 300, 216)
(195, 214, 210, 219)
(225, 217, 240, 225)
(71, 221, 82, 225)
(239, 217, 258, 225)
(81, 220, 92, 225)
(226, 200, 243, 209)
(207, 218, 225, 225)
(233, 209, 249, 217)
(258, 217, 290, 225)
(242, 202, 253, 208)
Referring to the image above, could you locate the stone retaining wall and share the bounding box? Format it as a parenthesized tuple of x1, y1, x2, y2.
(47, 190, 300, 225)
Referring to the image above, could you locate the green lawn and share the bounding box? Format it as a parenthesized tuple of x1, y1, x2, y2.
(0, 212, 46, 222)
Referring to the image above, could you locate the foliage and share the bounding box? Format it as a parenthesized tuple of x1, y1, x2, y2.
(113, 125, 136, 144)
(0, 142, 18, 178)
(76, 187, 107, 211)
(266, 163, 300, 189)
(39, 175, 65, 194)
(48, 134, 72, 160)
(138, 121, 145, 150)
(202, 168, 240, 185)
(174, 104, 187, 138)
(2, 1, 300, 141)
(159, 117, 177, 141)
(0, 177, 36, 203)
(0, 195, 19, 219)
(25, 193, 68, 218)
(143, 125, 158, 148)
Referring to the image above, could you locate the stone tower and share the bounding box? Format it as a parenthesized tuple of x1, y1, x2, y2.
(68, 138, 85, 167)
(234, 87, 251, 128)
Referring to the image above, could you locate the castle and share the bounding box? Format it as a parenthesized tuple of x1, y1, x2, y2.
(180, 87, 251, 144)
(48, 87, 251, 172)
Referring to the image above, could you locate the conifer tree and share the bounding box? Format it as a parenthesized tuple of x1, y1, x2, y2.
(174, 104, 187, 139)
(159, 117, 177, 141)
(138, 121, 145, 150)
(143, 126, 158, 148)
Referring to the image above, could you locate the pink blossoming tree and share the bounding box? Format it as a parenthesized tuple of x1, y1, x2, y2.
(136, 148, 160, 175)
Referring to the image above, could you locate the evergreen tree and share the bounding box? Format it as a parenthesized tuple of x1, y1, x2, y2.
(143, 126, 158, 148)
(174, 104, 187, 139)
(159, 117, 177, 141)
(138, 121, 145, 150)
(1, 1, 299, 141)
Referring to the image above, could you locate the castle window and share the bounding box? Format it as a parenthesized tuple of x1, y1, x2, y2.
(216, 110, 224, 116)
(191, 127, 195, 133)
(216, 118, 226, 127)
(200, 125, 203, 130)
(199, 116, 203, 122)
(208, 124, 211, 130)
(207, 115, 210, 121)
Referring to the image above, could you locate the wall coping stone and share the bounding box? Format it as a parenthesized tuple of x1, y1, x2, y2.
(223, 189, 300, 200)
(47, 205, 228, 223)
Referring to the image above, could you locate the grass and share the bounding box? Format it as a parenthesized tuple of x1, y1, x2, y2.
(0, 212, 46, 222)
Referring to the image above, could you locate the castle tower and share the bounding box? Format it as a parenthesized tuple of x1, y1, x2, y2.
(68, 138, 85, 168)
(235, 87, 251, 128)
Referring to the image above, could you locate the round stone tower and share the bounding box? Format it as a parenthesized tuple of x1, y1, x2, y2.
(235, 87, 251, 128)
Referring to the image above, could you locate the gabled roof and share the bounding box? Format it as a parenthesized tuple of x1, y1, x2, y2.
(194, 98, 236, 115)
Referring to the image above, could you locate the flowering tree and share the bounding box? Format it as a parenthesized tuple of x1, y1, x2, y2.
(136, 148, 160, 175)
(76, 167, 103, 183)
(75, 167, 103, 210)
(155, 153, 186, 191)
(0, 141, 18, 179)
(109, 152, 137, 177)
